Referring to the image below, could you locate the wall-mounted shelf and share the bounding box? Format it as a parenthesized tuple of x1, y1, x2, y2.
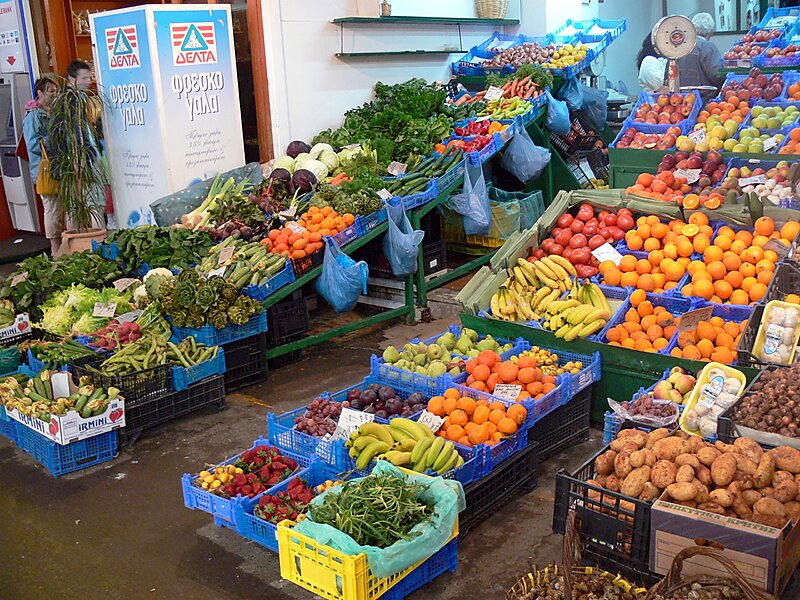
(332, 16, 519, 25)
(337, 49, 461, 58)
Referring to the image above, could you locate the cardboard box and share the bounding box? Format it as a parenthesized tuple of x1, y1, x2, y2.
(6, 372, 125, 445)
(0, 313, 30, 342)
(651, 495, 800, 595)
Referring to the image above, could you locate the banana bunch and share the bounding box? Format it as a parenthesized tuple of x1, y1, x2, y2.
(491, 256, 577, 322)
(541, 282, 611, 341)
(346, 419, 465, 474)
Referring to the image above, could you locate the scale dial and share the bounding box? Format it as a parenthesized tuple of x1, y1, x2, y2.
(651, 15, 697, 59)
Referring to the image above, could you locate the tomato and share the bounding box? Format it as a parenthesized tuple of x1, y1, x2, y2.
(562, 247, 573, 261)
(582, 222, 598, 237)
(617, 208, 633, 217)
(598, 210, 610, 220)
(549, 243, 564, 256)
(610, 227, 626, 241)
(554, 229, 572, 247)
(541, 238, 554, 251)
(568, 233, 588, 249)
(599, 227, 611, 239)
(588, 234, 606, 250)
(577, 204, 595, 221)
(569, 220, 584, 233)
(603, 214, 617, 226)
(617, 214, 635, 231)
(557, 213, 574, 228)
(570, 248, 591, 264)
(532, 248, 545, 259)
(575, 264, 598, 278)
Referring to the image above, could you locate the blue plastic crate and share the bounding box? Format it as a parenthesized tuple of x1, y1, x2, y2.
(396, 178, 437, 210)
(26, 347, 76, 374)
(15, 426, 117, 477)
(602, 410, 623, 445)
(369, 354, 467, 398)
(757, 7, 800, 32)
(551, 20, 591, 39)
(591, 284, 633, 342)
(480, 426, 527, 474)
(181, 437, 311, 526)
(417, 323, 527, 361)
(330, 222, 359, 247)
(626, 90, 701, 135)
(355, 207, 388, 237)
(170, 310, 267, 346)
(172, 347, 226, 392)
(241, 259, 295, 302)
(382, 538, 458, 599)
(575, 32, 612, 57)
(736, 100, 798, 140)
(435, 157, 466, 194)
(582, 18, 626, 39)
(666, 301, 754, 359)
(554, 350, 602, 398)
(327, 375, 429, 422)
(0, 404, 18, 443)
(267, 408, 351, 470)
(475, 31, 525, 53)
(91, 239, 119, 261)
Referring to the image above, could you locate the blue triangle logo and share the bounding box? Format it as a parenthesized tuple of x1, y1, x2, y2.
(113, 29, 133, 55)
(180, 24, 208, 52)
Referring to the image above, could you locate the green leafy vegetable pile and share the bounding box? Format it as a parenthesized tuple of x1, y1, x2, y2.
(0, 252, 122, 319)
(313, 79, 453, 166)
(105, 226, 214, 273)
(39, 284, 134, 336)
(486, 63, 554, 90)
(308, 471, 433, 548)
(160, 268, 262, 329)
(309, 184, 382, 216)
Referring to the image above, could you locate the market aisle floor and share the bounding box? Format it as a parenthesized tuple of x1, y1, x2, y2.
(0, 319, 603, 600)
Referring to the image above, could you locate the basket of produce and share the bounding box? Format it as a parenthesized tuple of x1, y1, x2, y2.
(37, 284, 135, 338)
(645, 546, 776, 600)
(101, 226, 214, 274)
(195, 237, 292, 292)
(25, 338, 97, 372)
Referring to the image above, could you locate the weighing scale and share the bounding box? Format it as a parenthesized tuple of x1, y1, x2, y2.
(651, 15, 697, 93)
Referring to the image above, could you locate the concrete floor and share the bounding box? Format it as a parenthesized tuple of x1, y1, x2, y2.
(0, 318, 604, 600)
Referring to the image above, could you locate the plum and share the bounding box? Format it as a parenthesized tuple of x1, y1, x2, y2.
(360, 389, 377, 404)
(368, 383, 381, 392)
(375, 410, 389, 420)
(347, 389, 360, 401)
(378, 386, 396, 401)
(407, 392, 425, 405)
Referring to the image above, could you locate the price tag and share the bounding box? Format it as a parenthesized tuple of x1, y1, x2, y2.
(688, 128, 706, 145)
(10, 271, 28, 287)
(764, 238, 790, 259)
(218, 246, 234, 265)
(93, 302, 117, 318)
(116, 309, 142, 324)
(591, 243, 623, 266)
(493, 384, 522, 401)
(739, 174, 767, 186)
(287, 221, 307, 235)
(475, 115, 491, 122)
(113, 277, 139, 292)
(377, 188, 393, 200)
(387, 161, 407, 176)
(736, 59, 752, 68)
(484, 86, 505, 101)
(677, 306, 715, 334)
(330, 408, 375, 441)
(343, 143, 361, 151)
(208, 266, 226, 278)
(417, 410, 445, 433)
(51, 372, 72, 400)
(674, 168, 701, 184)
(764, 136, 780, 152)
(279, 205, 298, 218)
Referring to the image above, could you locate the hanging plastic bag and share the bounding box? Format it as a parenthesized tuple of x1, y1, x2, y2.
(579, 84, 609, 131)
(450, 160, 492, 235)
(557, 78, 584, 111)
(545, 89, 570, 135)
(500, 121, 551, 183)
(315, 237, 368, 313)
(383, 198, 424, 277)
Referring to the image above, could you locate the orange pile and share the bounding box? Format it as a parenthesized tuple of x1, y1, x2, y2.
(260, 206, 354, 260)
(681, 217, 799, 304)
(464, 350, 557, 401)
(605, 289, 679, 353)
(671, 316, 746, 363)
(427, 387, 527, 447)
(787, 82, 800, 101)
(627, 171, 690, 203)
(779, 128, 800, 154)
(697, 97, 750, 125)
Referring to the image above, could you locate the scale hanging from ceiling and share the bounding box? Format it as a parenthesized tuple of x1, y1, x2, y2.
(651, 15, 697, 92)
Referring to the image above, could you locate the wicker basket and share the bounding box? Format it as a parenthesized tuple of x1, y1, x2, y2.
(476, 0, 508, 19)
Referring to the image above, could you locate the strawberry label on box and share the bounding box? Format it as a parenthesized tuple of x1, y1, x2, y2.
(0, 313, 30, 341)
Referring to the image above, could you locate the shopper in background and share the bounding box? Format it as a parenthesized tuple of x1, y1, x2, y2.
(677, 12, 723, 95)
(22, 75, 61, 255)
(638, 34, 668, 93)
(66, 59, 92, 91)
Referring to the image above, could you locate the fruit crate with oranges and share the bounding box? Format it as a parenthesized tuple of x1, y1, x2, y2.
(615, 214, 713, 261)
(780, 71, 800, 100)
(666, 301, 753, 364)
(627, 91, 701, 134)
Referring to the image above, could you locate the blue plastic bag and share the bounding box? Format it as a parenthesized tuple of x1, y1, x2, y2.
(315, 238, 368, 313)
(500, 121, 551, 183)
(383, 198, 424, 277)
(579, 84, 608, 131)
(557, 78, 584, 111)
(545, 89, 570, 135)
(451, 160, 491, 235)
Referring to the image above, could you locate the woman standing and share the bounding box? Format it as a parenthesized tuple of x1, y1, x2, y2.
(22, 75, 60, 255)
(637, 34, 668, 93)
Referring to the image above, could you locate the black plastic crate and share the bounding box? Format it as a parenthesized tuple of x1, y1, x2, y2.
(268, 350, 303, 370)
(71, 354, 173, 406)
(587, 149, 609, 182)
(291, 250, 323, 277)
(267, 296, 310, 347)
(553, 443, 652, 573)
(527, 386, 591, 461)
(118, 375, 225, 447)
(580, 541, 661, 588)
(736, 303, 765, 368)
(459, 441, 539, 538)
(549, 114, 602, 157)
(716, 367, 788, 446)
(764, 260, 800, 303)
(222, 333, 267, 393)
(422, 240, 447, 274)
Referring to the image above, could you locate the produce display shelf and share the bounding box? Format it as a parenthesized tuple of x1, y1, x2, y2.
(241, 260, 295, 302)
(170, 310, 268, 347)
(0, 404, 18, 443)
(15, 426, 118, 477)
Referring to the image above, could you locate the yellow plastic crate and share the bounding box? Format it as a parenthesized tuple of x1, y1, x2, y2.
(442, 218, 506, 249)
(278, 517, 459, 600)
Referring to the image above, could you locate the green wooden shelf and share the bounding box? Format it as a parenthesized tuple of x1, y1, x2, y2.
(332, 16, 519, 25)
(337, 50, 461, 58)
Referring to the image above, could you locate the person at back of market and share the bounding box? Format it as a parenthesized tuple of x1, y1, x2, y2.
(677, 13, 723, 98)
(638, 34, 668, 93)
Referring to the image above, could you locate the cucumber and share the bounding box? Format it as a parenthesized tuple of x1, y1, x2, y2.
(75, 395, 89, 412)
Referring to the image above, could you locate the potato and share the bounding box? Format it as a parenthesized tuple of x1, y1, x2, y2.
(675, 453, 700, 469)
(754, 454, 776, 489)
(613, 430, 646, 451)
(674, 430, 690, 439)
(586, 478, 605, 489)
(697, 446, 722, 467)
(762, 487, 776, 499)
(755, 497, 787, 517)
(732, 453, 758, 476)
(709, 489, 734, 507)
(742, 490, 762, 506)
(645, 428, 670, 449)
(618, 429, 648, 443)
(595, 450, 616, 476)
(774, 480, 798, 503)
(784, 501, 800, 521)
(695, 464, 713, 486)
(629, 450, 646, 469)
(752, 513, 789, 528)
(651, 460, 678, 489)
(667, 482, 698, 502)
(621, 466, 651, 498)
(698, 502, 726, 515)
(768, 446, 800, 474)
(732, 497, 753, 519)
(640, 482, 660, 502)
(654, 437, 691, 461)
(711, 453, 738, 487)
(715, 440, 737, 454)
(643, 449, 657, 467)
(605, 474, 621, 492)
(688, 436, 706, 453)
(773, 471, 794, 486)
(593, 475, 608, 487)
(614, 452, 633, 479)
(734, 437, 764, 463)
(676, 464, 695, 483)
(694, 482, 710, 504)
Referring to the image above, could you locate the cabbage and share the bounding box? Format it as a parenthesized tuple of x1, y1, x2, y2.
(294, 152, 311, 164)
(295, 158, 328, 180)
(309, 143, 333, 159)
(318, 150, 339, 172)
(273, 155, 295, 174)
(143, 268, 172, 282)
(63, 284, 98, 314)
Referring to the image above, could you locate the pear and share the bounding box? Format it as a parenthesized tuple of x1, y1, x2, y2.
(652, 381, 673, 400)
(414, 353, 428, 366)
(428, 361, 447, 377)
(477, 338, 498, 352)
(502, 342, 514, 352)
(436, 332, 456, 351)
(668, 371, 683, 386)
(401, 348, 414, 362)
(463, 327, 479, 342)
(455, 334, 473, 355)
(382, 345, 400, 364)
(666, 389, 684, 404)
(466, 348, 480, 358)
(448, 366, 462, 376)
(416, 341, 428, 355)
(395, 359, 410, 370)
(415, 365, 428, 375)
(427, 344, 443, 360)
(669, 366, 685, 376)
(440, 349, 452, 363)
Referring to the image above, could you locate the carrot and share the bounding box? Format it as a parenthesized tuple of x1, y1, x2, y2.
(501, 81, 512, 91)
(516, 76, 530, 86)
(454, 94, 470, 107)
(474, 90, 486, 98)
(508, 80, 518, 98)
(522, 87, 534, 99)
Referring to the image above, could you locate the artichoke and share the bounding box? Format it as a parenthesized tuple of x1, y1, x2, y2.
(195, 286, 217, 309)
(227, 305, 248, 325)
(187, 313, 204, 328)
(208, 309, 228, 329)
(172, 310, 189, 327)
(177, 268, 201, 284)
(220, 284, 238, 304)
(206, 275, 226, 293)
(174, 281, 196, 309)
